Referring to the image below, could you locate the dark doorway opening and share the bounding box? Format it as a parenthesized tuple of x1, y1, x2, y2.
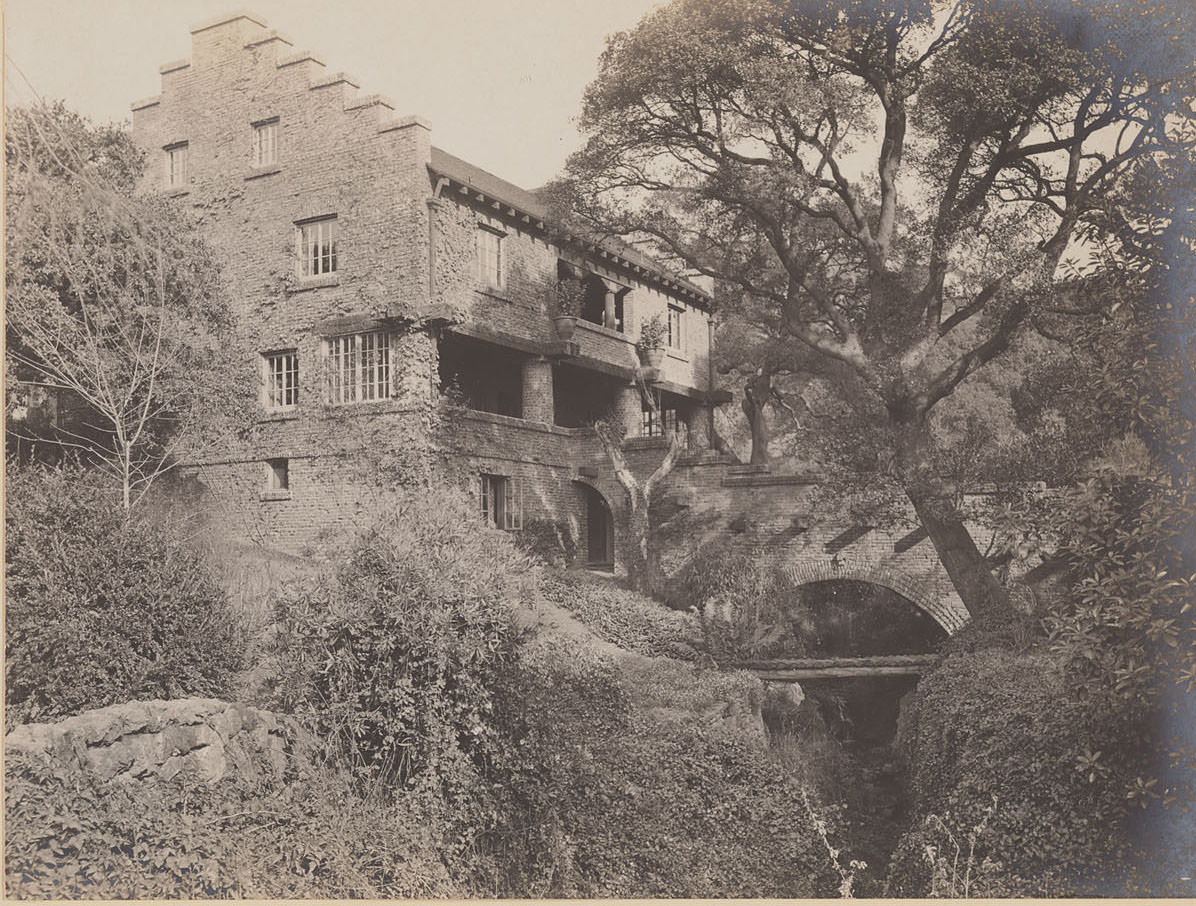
(582, 484, 614, 569)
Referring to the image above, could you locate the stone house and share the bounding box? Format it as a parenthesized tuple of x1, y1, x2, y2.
(131, 11, 730, 569)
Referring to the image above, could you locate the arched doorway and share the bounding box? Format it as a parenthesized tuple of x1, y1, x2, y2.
(580, 484, 614, 569)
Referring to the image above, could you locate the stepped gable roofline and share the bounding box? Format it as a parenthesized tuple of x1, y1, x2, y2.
(429, 146, 712, 309)
(189, 9, 267, 34)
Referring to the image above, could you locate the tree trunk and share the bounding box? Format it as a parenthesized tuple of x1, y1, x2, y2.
(593, 416, 686, 595)
(743, 370, 771, 465)
(891, 412, 1012, 625)
(624, 490, 652, 592)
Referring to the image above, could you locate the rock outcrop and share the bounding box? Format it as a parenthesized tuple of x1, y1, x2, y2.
(5, 698, 311, 785)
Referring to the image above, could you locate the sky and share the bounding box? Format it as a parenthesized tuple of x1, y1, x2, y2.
(4, 0, 666, 189)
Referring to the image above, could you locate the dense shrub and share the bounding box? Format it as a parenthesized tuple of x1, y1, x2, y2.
(887, 647, 1151, 896)
(5, 749, 454, 899)
(268, 489, 540, 875)
(5, 463, 244, 728)
(512, 517, 578, 566)
(669, 548, 802, 661)
(484, 641, 838, 897)
(269, 491, 535, 778)
(540, 571, 702, 659)
(267, 489, 839, 896)
(562, 715, 839, 897)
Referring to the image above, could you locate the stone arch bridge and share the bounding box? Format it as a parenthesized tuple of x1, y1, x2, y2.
(656, 462, 989, 635)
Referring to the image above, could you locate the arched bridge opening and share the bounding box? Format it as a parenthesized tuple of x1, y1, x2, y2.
(748, 571, 955, 883)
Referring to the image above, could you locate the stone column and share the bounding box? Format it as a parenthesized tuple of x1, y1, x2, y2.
(603, 286, 618, 330)
(685, 403, 711, 449)
(521, 357, 554, 424)
(614, 382, 643, 437)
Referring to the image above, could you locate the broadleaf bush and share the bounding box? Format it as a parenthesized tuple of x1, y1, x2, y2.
(5, 463, 244, 728)
(887, 646, 1152, 896)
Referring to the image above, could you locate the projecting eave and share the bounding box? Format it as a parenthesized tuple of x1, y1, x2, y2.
(428, 148, 713, 311)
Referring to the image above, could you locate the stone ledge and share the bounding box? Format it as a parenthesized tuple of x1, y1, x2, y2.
(721, 473, 821, 488)
(290, 274, 340, 293)
(452, 408, 584, 438)
(244, 165, 282, 181)
(190, 10, 267, 34)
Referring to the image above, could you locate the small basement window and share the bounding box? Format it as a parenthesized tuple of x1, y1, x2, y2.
(261, 457, 291, 501)
(267, 458, 289, 491)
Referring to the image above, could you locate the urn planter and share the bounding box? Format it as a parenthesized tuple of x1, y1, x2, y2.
(638, 345, 665, 368)
(553, 315, 578, 341)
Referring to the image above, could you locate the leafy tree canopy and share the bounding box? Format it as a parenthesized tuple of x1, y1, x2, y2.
(558, 0, 1196, 621)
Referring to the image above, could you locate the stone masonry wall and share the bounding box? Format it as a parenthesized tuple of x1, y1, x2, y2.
(131, 13, 441, 551)
(130, 12, 715, 556)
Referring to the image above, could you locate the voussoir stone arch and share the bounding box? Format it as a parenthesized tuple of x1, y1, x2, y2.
(781, 556, 970, 634)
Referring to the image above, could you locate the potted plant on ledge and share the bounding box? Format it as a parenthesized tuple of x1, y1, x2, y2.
(637, 313, 667, 368)
(549, 277, 585, 341)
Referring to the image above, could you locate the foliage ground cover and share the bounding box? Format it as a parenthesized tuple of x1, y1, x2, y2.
(539, 570, 702, 659)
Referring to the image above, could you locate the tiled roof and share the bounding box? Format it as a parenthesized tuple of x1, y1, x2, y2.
(429, 146, 711, 306)
(430, 146, 550, 221)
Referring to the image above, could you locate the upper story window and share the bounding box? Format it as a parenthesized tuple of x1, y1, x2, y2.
(297, 216, 337, 277)
(326, 330, 390, 404)
(476, 225, 503, 288)
(668, 304, 685, 351)
(262, 350, 299, 410)
(252, 118, 278, 167)
(165, 142, 188, 189)
(479, 473, 522, 530)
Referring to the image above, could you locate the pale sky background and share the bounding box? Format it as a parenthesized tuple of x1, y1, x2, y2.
(4, 0, 666, 189)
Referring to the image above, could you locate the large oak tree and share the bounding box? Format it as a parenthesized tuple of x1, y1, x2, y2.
(558, 0, 1196, 622)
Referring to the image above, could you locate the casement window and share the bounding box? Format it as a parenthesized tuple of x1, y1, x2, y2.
(297, 216, 338, 277)
(642, 407, 678, 438)
(252, 118, 278, 166)
(325, 331, 391, 404)
(262, 350, 299, 410)
(479, 473, 523, 530)
(476, 225, 503, 288)
(667, 304, 685, 351)
(165, 142, 188, 188)
(266, 457, 289, 491)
